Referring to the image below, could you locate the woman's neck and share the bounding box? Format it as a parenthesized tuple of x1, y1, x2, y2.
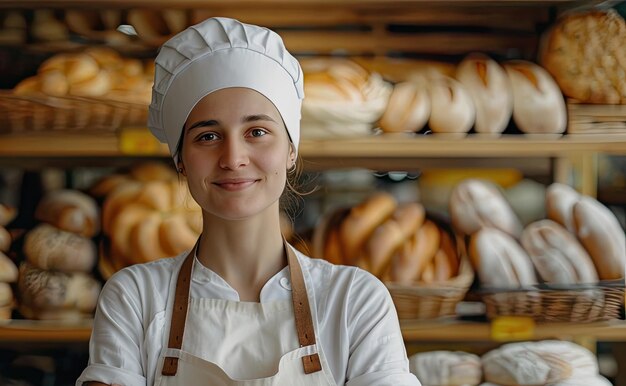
(196, 207, 287, 302)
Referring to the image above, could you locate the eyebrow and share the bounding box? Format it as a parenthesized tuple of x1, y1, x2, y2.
(186, 114, 278, 132)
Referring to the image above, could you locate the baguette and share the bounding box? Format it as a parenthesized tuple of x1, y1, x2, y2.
(365, 218, 406, 278)
(390, 219, 440, 284)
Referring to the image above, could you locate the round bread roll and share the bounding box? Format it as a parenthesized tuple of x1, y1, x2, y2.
(545, 183, 581, 233)
(456, 53, 512, 135)
(0, 251, 18, 283)
(0, 203, 17, 227)
(379, 81, 430, 133)
(18, 263, 101, 312)
(23, 224, 97, 273)
(339, 192, 397, 265)
(504, 60, 567, 134)
(482, 340, 598, 386)
(390, 219, 441, 285)
(409, 351, 482, 386)
(540, 9, 626, 104)
(40, 53, 99, 84)
(521, 219, 598, 284)
(449, 179, 523, 238)
(0, 225, 10, 252)
(428, 76, 475, 134)
(469, 227, 537, 288)
(35, 189, 100, 238)
(574, 197, 626, 280)
(0, 282, 13, 307)
(39, 70, 69, 96)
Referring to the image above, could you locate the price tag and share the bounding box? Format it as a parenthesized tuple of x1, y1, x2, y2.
(119, 127, 163, 155)
(491, 316, 535, 341)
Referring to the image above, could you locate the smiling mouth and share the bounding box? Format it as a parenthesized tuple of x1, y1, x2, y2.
(213, 179, 259, 191)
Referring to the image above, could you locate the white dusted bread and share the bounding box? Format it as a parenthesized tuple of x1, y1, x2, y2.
(449, 179, 522, 238)
(545, 183, 581, 233)
(456, 53, 512, 135)
(521, 219, 598, 284)
(428, 76, 475, 134)
(469, 227, 537, 288)
(380, 81, 430, 133)
(574, 197, 626, 280)
(504, 60, 567, 134)
(409, 351, 482, 386)
(482, 340, 599, 386)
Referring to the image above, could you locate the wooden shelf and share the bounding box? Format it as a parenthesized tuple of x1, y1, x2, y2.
(2, 319, 626, 343)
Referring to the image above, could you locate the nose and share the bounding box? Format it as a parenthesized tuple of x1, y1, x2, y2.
(218, 136, 249, 170)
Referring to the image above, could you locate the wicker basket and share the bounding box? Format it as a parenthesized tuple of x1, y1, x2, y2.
(481, 280, 625, 323)
(0, 91, 148, 134)
(385, 256, 474, 320)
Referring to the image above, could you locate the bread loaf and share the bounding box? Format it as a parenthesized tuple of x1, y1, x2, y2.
(456, 53, 512, 135)
(0, 204, 16, 226)
(449, 179, 523, 238)
(339, 192, 397, 265)
(545, 183, 581, 233)
(35, 189, 100, 238)
(379, 81, 430, 133)
(548, 376, 613, 386)
(31, 10, 68, 42)
(0, 225, 10, 252)
(0, 282, 13, 307)
(0, 251, 17, 283)
(390, 219, 440, 285)
(434, 229, 459, 281)
(504, 61, 567, 134)
(469, 227, 537, 288)
(428, 76, 475, 134)
(18, 263, 101, 312)
(521, 219, 598, 284)
(409, 351, 482, 386)
(24, 224, 97, 273)
(323, 227, 344, 265)
(574, 197, 626, 280)
(540, 9, 626, 104)
(482, 340, 598, 386)
(365, 218, 406, 278)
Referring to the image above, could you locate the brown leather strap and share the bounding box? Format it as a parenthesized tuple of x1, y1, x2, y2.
(161, 240, 322, 376)
(286, 244, 322, 374)
(161, 244, 196, 376)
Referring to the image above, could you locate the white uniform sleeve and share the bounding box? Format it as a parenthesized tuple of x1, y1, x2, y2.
(76, 269, 148, 386)
(345, 269, 421, 386)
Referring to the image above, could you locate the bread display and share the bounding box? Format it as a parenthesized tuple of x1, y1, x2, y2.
(540, 9, 626, 104)
(379, 81, 430, 133)
(34, 189, 100, 238)
(65, 9, 131, 46)
(482, 340, 599, 386)
(30, 10, 69, 42)
(408, 351, 482, 386)
(427, 76, 475, 135)
(574, 197, 626, 280)
(0, 11, 27, 45)
(300, 58, 392, 138)
(390, 219, 440, 285)
(521, 220, 598, 284)
(456, 53, 512, 135)
(449, 179, 523, 238)
(127, 9, 187, 46)
(545, 183, 581, 233)
(469, 227, 537, 288)
(504, 60, 567, 134)
(23, 224, 97, 273)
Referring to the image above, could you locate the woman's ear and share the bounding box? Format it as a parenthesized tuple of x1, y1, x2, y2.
(288, 143, 296, 168)
(177, 162, 186, 176)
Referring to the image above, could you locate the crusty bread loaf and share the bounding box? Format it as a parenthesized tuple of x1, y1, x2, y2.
(574, 197, 626, 280)
(391, 219, 440, 284)
(428, 76, 475, 134)
(469, 227, 537, 288)
(482, 340, 598, 386)
(409, 351, 482, 386)
(339, 192, 397, 265)
(24, 224, 97, 273)
(504, 60, 567, 134)
(545, 183, 581, 233)
(449, 179, 523, 238)
(0, 251, 18, 283)
(521, 219, 598, 284)
(379, 81, 430, 133)
(18, 263, 101, 312)
(35, 189, 100, 238)
(540, 9, 626, 104)
(456, 53, 512, 135)
(0, 225, 10, 252)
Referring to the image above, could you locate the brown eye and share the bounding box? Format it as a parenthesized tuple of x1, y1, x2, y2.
(250, 128, 267, 137)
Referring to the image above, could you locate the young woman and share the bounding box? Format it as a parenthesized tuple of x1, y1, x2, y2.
(78, 17, 420, 386)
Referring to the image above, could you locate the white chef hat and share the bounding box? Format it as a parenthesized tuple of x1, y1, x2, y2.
(148, 17, 305, 162)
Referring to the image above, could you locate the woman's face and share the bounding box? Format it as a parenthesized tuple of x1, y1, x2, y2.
(180, 87, 294, 221)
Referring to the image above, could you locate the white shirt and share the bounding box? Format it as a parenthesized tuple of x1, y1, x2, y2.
(76, 247, 421, 386)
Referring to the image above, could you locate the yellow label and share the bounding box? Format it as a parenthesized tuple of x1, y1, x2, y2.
(119, 127, 162, 155)
(491, 316, 535, 341)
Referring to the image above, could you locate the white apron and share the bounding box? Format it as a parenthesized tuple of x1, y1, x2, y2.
(153, 242, 336, 386)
